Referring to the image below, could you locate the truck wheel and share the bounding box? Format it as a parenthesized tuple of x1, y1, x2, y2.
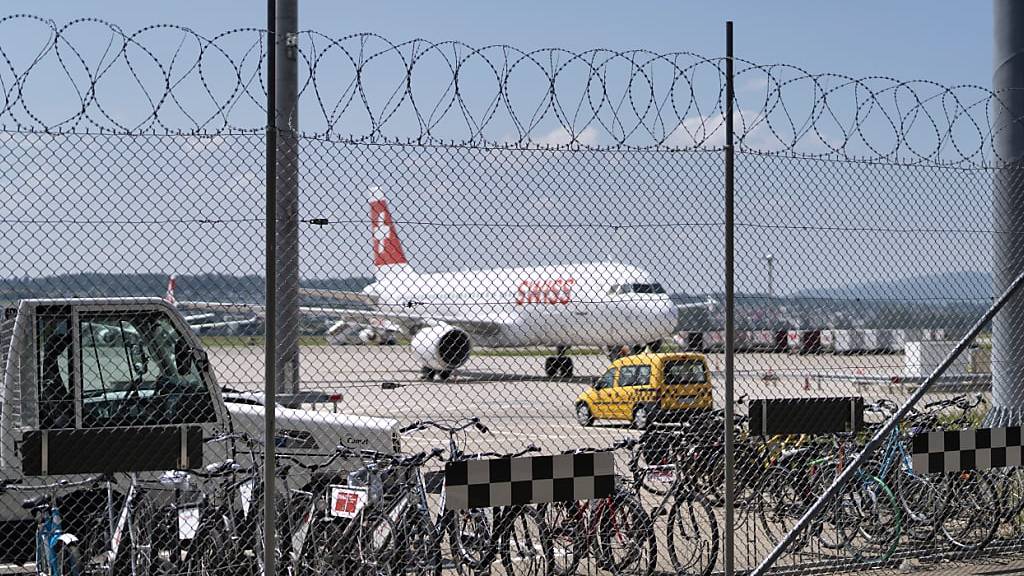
(632, 405, 652, 430)
(576, 403, 594, 427)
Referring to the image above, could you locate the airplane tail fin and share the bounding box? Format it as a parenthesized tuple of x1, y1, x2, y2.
(369, 187, 410, 272)
(165, 275, 177, 305)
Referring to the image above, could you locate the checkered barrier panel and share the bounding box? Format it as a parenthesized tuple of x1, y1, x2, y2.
(443, 452, 615, 510)
(911, 427, 1024, 473)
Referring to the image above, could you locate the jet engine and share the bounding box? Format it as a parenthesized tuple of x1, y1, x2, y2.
(358, 328, 380, 344)
(411, 325, 472, 371)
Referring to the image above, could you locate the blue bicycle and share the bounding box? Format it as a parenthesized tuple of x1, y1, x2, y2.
(4, 476, 102, 576)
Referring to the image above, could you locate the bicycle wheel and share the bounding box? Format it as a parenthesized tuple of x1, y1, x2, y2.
(126, 496, 156, 576)
(666, 492, 718, 576)
(828, 475, 901, 564)
(940, 471, 999, 551)
(444, 507, 493, 574)
(895, 469, 943, 543)
(993, 466, 1024, 539)
(358, 511, 400, 576)
(55, 542, 83, 576)
(753, 466, 811, 550)
(185, 516, 232, 576)
(541, 501, 585, 576)
(596, 492, 655, 576)
(499, 506, 553, 576)
(397, 509, 442, 576)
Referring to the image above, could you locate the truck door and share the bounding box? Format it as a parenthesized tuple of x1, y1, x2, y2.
(77, 310, 219, 428)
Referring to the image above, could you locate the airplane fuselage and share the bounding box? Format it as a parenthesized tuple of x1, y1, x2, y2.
(363, 262, 678, 348)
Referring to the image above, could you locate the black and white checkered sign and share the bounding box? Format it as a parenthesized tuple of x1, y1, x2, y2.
(443, 452, 615, 510)
(911, 426, 1023, 473)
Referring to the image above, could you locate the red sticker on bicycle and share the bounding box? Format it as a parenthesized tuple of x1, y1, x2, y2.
(328, 485, 367, 519)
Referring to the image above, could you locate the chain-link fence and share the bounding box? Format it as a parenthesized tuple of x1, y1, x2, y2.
(2, 14, 1024, 576)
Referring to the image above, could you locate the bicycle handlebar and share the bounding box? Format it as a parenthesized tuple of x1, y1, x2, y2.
(400, 417, 488, 435)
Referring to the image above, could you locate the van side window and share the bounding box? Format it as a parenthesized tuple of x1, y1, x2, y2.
(664, 359, 707, 384)
(634, 365, 651, 387)
(619, 365, 652, 387)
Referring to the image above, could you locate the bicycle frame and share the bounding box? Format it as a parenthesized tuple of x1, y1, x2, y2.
(35, 499, 78, 576)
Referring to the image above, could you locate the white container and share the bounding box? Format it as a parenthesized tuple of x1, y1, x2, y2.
(819, 330, 835, 352)
(833, 329, 864, 354)
(904, 340, 968, 378)
(861, 329, 879, 352)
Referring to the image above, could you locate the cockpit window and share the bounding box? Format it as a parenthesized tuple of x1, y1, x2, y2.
(609, 283, 666, 295)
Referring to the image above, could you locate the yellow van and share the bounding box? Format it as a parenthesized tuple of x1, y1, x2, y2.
(574, 352, 713, 428)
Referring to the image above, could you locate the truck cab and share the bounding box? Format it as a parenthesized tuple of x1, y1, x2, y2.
(0, 298, 398, 535)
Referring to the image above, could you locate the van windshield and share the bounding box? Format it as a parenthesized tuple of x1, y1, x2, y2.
(663, 359, 707, 385)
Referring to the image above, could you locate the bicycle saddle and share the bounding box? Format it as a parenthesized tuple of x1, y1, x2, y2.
(21, 495, 47, 510)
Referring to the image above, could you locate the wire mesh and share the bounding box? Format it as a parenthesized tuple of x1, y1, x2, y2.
(2, 14, 1024, 576)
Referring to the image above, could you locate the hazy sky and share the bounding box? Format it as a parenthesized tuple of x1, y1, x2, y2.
(0, 3, 999, 297)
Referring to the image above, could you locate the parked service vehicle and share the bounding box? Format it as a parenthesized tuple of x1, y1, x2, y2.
(0, 298, 399, 562)
(574, 352, 713, 428)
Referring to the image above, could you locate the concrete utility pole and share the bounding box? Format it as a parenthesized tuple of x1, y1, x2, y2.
(275, 0, 301, 395)
(992, 0, 1024, 424)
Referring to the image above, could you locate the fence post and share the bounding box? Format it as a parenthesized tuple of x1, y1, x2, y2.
(264, 0, 278, 573)
(722, 19, 736, 576)
(275, 0, 301, 397)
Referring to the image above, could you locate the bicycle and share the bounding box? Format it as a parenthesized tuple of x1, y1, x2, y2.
(752, 430, 901, 564)
(7, 476, 107, 576)
(280, 443, 446, 576)
(396, 418, 487, 574)
(542, 439, 653, 576)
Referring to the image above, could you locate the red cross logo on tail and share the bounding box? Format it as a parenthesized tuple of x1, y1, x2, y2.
(370, 194, 407, 268)
(165, 275, 177, 305)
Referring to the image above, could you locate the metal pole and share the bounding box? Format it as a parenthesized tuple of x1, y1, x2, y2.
(264, 0, 278, 572)
(276, 0, 301, 397)
(990, 0, 1024, 425)
(722, 20, 736, 576)
(750, 268, 1024, 576)
(766, 254, 774, 298)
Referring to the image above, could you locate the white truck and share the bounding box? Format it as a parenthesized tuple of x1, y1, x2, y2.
(0, 297, 399, 555)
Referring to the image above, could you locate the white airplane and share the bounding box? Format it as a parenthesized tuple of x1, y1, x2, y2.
(180, 189, 711, 380)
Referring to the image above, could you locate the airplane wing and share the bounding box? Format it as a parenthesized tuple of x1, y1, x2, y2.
(190, 317, 260, 331)
(297, 287, 377, 306)
(178, 301, 507, 337)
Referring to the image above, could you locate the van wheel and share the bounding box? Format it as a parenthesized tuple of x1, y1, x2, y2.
(632, 405, 652, 429)
(438, 370, 453, 381)
(576, 403, 594, 427)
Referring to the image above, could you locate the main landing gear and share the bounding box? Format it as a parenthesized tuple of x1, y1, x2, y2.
(420, 367, 453, 381)
(544, 346, 573, 378)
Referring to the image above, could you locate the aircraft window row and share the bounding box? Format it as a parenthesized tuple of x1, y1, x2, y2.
(608, 283, 666, 295)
